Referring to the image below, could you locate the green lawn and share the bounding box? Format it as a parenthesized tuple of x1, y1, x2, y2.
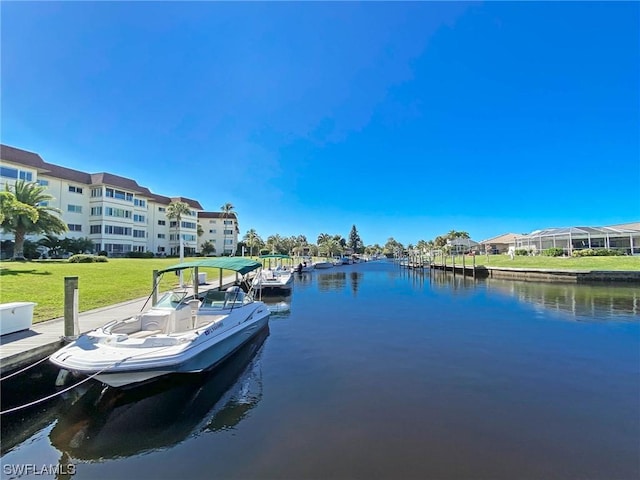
(441, 254, 640, 271)
(0, 258, 239, 323)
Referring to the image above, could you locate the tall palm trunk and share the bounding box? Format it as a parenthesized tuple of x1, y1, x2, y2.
(13, 227, 26, 260)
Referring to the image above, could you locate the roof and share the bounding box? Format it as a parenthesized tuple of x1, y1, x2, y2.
(198, 211, 238, 220)
(171, 197, 204, 210)
(517, 225, 640, 238)
(606, 222, 640, 232)
(90, 173, 154, 196)
(479, 233, 519, 245)
(446, 238, 479, 247)
(0, 144, 48, 170)
(158, 257, 261, 275)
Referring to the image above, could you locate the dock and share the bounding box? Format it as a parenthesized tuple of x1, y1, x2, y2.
(0, 274, 242, 375)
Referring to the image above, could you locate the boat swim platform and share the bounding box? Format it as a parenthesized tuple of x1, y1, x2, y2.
(0, 276, 241, 376)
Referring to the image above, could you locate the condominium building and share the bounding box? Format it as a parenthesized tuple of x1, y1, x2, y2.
(0, 144, 238, 256)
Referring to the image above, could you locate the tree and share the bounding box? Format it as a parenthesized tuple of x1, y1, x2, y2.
(38, 234, 63, 258)
(220, 202, 235, 256)
(200, 240, 216, 256)
(348, 225, 363, 253)
(243, 229, 262, 256)
(1, 180, 67, 260)
(0, 191, 38, 224)
(167, 201, 191, 285)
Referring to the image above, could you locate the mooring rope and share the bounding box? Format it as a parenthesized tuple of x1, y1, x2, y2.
(0, 362, 118, 416)
(0, 355, 51, 382)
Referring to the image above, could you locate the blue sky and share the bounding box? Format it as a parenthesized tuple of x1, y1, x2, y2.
(2, 1, 638, 246)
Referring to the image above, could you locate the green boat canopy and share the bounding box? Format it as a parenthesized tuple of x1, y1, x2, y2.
(258, 254, 292, 259)
(158, 257, 262, 276)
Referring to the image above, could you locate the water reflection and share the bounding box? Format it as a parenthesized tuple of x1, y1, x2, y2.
(317, 271, 347, 292)
(349, 271, 362, 296)
(262, 294, 292, 318)
(49, 326, 269, 461)
(488, 280, 640, 321)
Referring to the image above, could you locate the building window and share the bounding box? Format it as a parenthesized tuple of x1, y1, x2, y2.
(19, 171, 33, 181)
(157, 234, 165, 239)
(134, 214, 145, 223)
(224, 239, 233, 245)
(133, 229, 146, 238)
(68, 185, 83, 194)
(90, 225, 102, 234)
(0, 166, 18, 179)
(209, 229, 216, 234)
(90, 207, 102, 216)
(223, 229, 233, 235)
(103, 243, 132, 253)
(105, 207, 131, 218)
(104, 225, 132, 236)
(157, 246, 165, 253)
(181, 221, 196, 229)
(67, 204, 83, 213)
(134, 198, 146, 207)
(209, 220, 216, 224)
(68, 224, 82, 232)
(158, 220, 166, 226)
(105, 188, 131, 200)
(224, 220, 233, 225)
(91, 187, 102, 197)
(169, 221, 177, 228)
(37, 179, 49, 187)
(158, 207, 166, 212)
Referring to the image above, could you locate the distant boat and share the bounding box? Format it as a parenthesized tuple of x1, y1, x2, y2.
(313, 259, 334, 269)
(50, 258, 270, 388)
(252, 254, 294, 291)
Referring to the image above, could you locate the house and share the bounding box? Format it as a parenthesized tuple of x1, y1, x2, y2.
(479, 233, 519, 254)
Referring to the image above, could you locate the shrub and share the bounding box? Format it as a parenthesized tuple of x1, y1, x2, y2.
(126, 251, 154, 258)
(515, 249, 529, 256)
(543, 247, 565, 257)
(98, 251, 108, 257)
(68, 254, 108, 263)
(572, 248, 624, 257)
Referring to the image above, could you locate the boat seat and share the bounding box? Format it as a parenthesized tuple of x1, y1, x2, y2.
(128, 329, 162, 339)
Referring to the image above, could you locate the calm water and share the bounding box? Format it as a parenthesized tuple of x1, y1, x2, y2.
(2, 260, 639, 479)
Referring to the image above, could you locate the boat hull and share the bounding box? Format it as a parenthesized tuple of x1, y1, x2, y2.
(52, 310, 270, 388)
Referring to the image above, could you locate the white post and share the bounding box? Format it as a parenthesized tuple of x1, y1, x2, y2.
(179, 235, 184, 286)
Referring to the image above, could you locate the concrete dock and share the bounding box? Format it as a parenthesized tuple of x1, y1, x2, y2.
(0, 275, 241, 375)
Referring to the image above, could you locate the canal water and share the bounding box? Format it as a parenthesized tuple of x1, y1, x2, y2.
(2, 260, 638, 479)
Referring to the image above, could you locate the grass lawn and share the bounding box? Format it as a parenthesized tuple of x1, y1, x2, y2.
(0, 258, 241, 323)
(443, 254, 640, 271)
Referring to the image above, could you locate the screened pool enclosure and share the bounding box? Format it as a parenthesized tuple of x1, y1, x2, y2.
(514, 226, 640, 255)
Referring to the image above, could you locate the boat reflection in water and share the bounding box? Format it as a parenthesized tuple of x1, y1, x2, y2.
(262, 294, 292, 318)
(49, 326, 269, 461)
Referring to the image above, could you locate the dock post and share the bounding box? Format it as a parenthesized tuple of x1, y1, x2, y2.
(64, 276, 79, 339)
(152, 270, 158, 306)
(452, 253, 456, 277)
(462, 253, 466, 275)
(473, 255, 476, 279)
(219, 268, 223, 291)
(194, 267, 199, 297)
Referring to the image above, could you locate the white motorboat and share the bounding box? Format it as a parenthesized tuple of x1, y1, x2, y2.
(50, 258, 270, 388)
(313, 258, 334, 269)
(252, 254, 294, 291)
(293, 256, 314, 273)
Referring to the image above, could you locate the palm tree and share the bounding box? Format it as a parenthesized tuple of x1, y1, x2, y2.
(1, 180, 67, 260)
(38, 234, 63, 258)
(166, 201, 191, 286)
(220, 202, 235, 256)
(243, 228, 261, 256)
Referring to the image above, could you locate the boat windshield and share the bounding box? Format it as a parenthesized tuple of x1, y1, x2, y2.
(156, 291, 189, 309)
